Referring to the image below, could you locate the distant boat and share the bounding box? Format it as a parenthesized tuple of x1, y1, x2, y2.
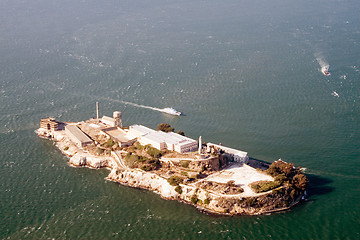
(160, 107, 182, 116)
(322, 66, 331, 76)
(331, 91, 339, 97)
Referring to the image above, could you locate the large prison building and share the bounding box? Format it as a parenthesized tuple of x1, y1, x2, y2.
(127, 124, 198, 153)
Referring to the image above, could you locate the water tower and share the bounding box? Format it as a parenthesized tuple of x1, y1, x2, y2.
(113, 111, 122, 128)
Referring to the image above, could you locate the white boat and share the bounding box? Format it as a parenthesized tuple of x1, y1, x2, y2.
(160, 107, 182, 116)
(321, 65, 331, 76)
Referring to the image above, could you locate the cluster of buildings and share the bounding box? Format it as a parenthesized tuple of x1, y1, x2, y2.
(39, 105, 248, 163)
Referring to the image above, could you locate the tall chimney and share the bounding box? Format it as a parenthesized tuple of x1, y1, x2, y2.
(96, 102, 99, 119)
(198, 136, 202, 154)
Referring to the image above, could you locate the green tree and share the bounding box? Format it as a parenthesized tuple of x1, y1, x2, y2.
(157, 123, 174, 132)
(167, 175, 183, 186)
(292, 173, 308, 191)
(147, 147, 162, 158)
(175, 186, 183, 194)
(177, 130, 185, 136)
(267, 160, 295, 177)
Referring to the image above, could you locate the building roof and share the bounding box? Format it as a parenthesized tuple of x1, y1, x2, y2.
(102, 116, 116, 124)
(102, 127, 133, 142)
(128, 124, 197, 151)
(166, 131, 196, 142)
(176, 139, 197, 147)
(141, 130, 197, 146)
(128, 124, 156, 139)
(65, 125, 92, 143)
(141, 132, 166, 144)
(207, 142, 248, 157)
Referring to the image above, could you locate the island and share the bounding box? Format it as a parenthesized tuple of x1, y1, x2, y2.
(36, 109, 308, 216)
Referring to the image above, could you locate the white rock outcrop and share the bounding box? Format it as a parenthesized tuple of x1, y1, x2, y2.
(107, 169, 178, 199)
(69, 153, 113, 169)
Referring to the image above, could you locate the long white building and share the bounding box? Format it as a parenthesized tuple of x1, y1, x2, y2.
(207, 142, 249, 163)
(127, 124, 198, 153)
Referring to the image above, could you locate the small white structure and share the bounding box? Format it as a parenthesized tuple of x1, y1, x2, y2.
(127, 124, 198, 153)
(101, 111, 122, 127)
(65, 124, 93, 147)
(207, 142, 249, 163)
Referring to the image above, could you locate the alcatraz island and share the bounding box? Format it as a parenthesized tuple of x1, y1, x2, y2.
(36, 103, 308, 215)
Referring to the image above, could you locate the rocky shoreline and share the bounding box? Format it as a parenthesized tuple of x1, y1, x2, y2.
(36, 120, 307, 216)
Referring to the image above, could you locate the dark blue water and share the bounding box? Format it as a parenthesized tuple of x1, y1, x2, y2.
(1, 0, 359, 239)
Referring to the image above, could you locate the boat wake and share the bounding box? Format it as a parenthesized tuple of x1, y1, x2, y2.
(98, 97, 162, 112)
(315, 53, 331, 76)
(95, 97, 182, 115)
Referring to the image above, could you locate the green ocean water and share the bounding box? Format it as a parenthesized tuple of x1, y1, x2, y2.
(1, 0, 359, 239)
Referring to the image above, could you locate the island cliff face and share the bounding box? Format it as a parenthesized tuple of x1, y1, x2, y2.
(36, 118, 308, 216)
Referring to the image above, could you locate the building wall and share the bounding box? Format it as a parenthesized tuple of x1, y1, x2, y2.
(138, 135, 166, 151)
(174, 141, 198, 153)
(207, 142, 248, 163)
(40, 118, 59, 131)
(101, 116, 116, 127)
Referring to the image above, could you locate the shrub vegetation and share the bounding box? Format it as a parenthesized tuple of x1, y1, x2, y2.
(147, 147, 162, 158)
(96, 147, 104, 155)
(177, 130, 185, 136)
(167, 175, 184, 186)
(250, 181, 281, 193)
(103, 138, 115, 148)
(157, 123, 174, 133)
(175, 185, 183, 194)
(190, 195, 199, 204)
(265, 160, 308, 191)
(180, 160, 190, 168)
(141, 165, 152, 171)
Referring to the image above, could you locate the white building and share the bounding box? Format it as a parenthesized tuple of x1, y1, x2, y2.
(127, 124, 198, 153)
(166, 132, 198, 153)
(207, 142, 249, 163)
(139, 131, 167, 150)
(127, 125, 156, 139)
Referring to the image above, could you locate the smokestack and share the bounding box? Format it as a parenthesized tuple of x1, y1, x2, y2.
(96, 102, 99, 119)
(198, 136, 202, 154)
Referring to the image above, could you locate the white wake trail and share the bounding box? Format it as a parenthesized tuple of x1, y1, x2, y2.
(314, 52, 330, 75)
(96, 97, 163, 112)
